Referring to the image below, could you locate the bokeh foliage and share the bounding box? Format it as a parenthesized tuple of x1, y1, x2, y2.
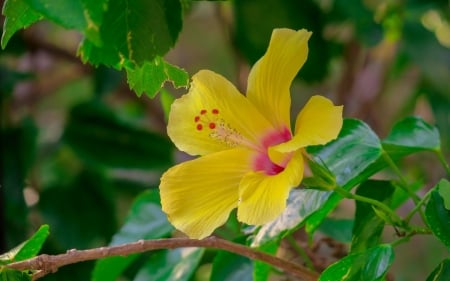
(1, 0, 449, 280)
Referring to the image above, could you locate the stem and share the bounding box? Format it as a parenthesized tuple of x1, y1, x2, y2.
(405, 188, 433, 224)
(382, 151, 421, 204)
(436, 150, 450, 176)
(391, 227, 433, 247)
(6, 237, 319, 281)
(334, 186, 404, 227)
(286, 235, 315, 271)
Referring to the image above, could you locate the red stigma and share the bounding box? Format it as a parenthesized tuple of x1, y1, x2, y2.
(209, 123, 216, 129)
(196, 124, 203, 131)
(200, 109, 207, 115)
(212, 109, 219, 114)
(194, 116, 200, 122)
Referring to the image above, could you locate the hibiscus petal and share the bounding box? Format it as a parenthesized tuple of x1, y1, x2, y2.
(271, 95, 343, 153)
(247, 28, 311, 130)
(160, 148, 254, 239)
(167, 70, 272, 156)
(237, 150, 304, 225)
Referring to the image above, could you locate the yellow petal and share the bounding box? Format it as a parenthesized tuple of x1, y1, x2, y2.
(237, 150, 304, 225)
(247, 28, 312, 130)
(271, 95, 343, 153)
(168, 70, 273, 156)
(160, 148, 254, 239)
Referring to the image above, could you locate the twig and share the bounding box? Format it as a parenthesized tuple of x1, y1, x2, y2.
(6, 237, 319, 281)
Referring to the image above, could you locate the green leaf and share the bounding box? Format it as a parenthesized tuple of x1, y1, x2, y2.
(318, 218, 353, 243)
(382, 116, 440, 155)
(253, 241, 278, 281)
(426, 258, 450, 281)
(134, 248, 204, 281)
(22, 0, 106, 44)
(1, 0, 43, 49)
(319, 244, 394, 281)
(126, 57, 189, 98)
(92, 189, 173, 281)
(0, 225, 49, 264)
(305, 119, 383, 233)
(0, 268, 31, 281)
(78, 0, 182, 67)
(251, 189, 330, 247)
(63, 101, 173, 170)
(351, 181, 394, 253)
(425, 179, 450, 250)
(438, 179, 450, 210)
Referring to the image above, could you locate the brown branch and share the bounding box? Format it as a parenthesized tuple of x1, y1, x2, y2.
(7, 237, 319, 281)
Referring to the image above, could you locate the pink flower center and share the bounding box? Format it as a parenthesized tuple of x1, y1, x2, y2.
(253, 127, 292, 175)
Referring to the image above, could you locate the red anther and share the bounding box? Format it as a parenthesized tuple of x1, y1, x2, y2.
(209, 123, 216, 129)
(194, 116, 200, 122)
(196, 124, 203, 131)
(200, 109, 207, 115)
(212, 109, 219, 114)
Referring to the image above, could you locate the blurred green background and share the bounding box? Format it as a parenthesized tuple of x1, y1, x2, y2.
(1, 1, 449, 280)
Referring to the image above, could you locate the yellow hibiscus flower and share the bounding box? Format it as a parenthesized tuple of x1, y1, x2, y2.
(159, 28, 343, 239)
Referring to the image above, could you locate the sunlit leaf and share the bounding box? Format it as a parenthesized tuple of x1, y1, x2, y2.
(134, 248, 204, 281)
(319, 244, 394, 281)
(426, 258, 450, 281)
(425, 179, 450, 250)
(0, 225, 49, 264)
(351, 181, 394, 253)
(1, 0, 43, 49)
(126, 57, 189, 98)
(92, 189, 173, 281)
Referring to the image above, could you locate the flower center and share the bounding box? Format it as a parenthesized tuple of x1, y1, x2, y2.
(253, 128, 292, 175)
(193, 108, 258, 149)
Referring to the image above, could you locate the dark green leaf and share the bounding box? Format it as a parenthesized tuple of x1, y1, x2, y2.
(425, 179, 450, 250)
(78, 0, 182, 67)
(1, 0, 43, 49)
(92, 189, 173, 281)
(0, 268, 31, 281)
(319, 244, 394, 281)
(233, 0, 332, 82)
(126, 57, 189, 98)
(63, 101, 173, 170)
(382, 116, 440, 155)
(134, 248, 204, 281)
(426, 258, 450, 281)
(22, 0, 106, 44)
(318, 218, 353, 243)
(351, 181, 394, 253)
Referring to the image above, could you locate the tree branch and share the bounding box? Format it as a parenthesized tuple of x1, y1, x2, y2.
(6, 237, 319, 281)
